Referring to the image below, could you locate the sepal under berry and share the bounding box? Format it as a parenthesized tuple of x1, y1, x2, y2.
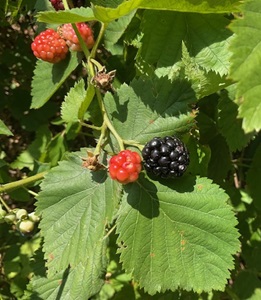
(109, 150, 142, 184)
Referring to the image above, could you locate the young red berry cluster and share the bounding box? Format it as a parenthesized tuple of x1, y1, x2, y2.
(109, 150, 142, 184)
(58, 23, 95, 51)
(49, 0, 85, 10)
(31, 22, 94, 63)
(31, 29, 68, 63)
(49, 0, 64, 11)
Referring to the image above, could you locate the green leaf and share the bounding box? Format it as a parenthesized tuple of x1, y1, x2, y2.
(208, 134, 232, 185)
(116, 175, 240, 294)
(139, 0, 241, 13)
(36, 151, 120, 298)
(218, 86, 252, 152)
(30, 252, 107, 300)
(229, 0, 261, 133)
(137, 11, 232, 78)
(93, 0, 241, 23)
(45, 133, 67, 166)
(10, 125, 52, 170)
(36, 7, 96, 24)
(104, 11, 136, 47)
(246, 143, 261, 211)
(104, 77, 196, 145)
(31, 52, 82, 109)
(93, 0, 140, 23)
(0, 119, 13, 136)
(61, 79, 86, 123)
(186, 135, 211, 177)
(158, 42, 230, 99)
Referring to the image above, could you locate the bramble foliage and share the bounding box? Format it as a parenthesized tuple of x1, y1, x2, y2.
(0, 0, 260, 299)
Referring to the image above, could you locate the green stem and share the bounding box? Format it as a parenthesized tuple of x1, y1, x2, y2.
(62, 0, 90, 60)
(62, 0, 70, 10)
(123, 139, 144, 151)
(93, 120, 108, 156)
(90, 22, 107, 59)
(0, 172, 47, 194)
(0, 196, 11, 212)
(80, 121, 102, 131)
(104, 112, 125, 151)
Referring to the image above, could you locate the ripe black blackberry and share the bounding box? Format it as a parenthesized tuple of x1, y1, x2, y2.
(142, 136, 190, 178)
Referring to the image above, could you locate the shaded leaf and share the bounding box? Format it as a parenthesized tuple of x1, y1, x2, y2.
(0, 119, 13, 136)
(31, 52, 82, 109)
(117, 175, 240, 294)
(186, 135, 211, 177)
(208, 134, 232, 185)
(10, 125, 52, 170)
(137, 11, 232, 78)
(218, 86, 252, 152)
(246, 143, 261, 210)
(229, 0, 261, 133)
(104, 11, 136, 47)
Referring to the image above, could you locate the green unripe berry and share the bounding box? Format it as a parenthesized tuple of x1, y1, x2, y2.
(16, 209, 28, 221)
(18, 220, 35, 233)
(4, 212, 16, 224)
(28, 212, 40, 223)
(0, 208, 7, 223)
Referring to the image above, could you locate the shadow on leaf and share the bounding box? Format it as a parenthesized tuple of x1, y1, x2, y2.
(124, 173, 159, 219)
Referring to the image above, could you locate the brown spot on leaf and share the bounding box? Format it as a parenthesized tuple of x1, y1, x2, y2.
(197, 184, 203, 191)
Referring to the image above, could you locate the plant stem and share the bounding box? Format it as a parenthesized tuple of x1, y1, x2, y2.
(123, 139, 144, 151)
(93, 120, 108, 156)
(90, 22, 107, 59)
(103, 112, 125, 151)
(80, 121, 102, 131)
(0, 196, 11, 212)
(0, 172, 47, 194)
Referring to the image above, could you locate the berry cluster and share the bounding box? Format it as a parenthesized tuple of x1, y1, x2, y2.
(49, 0, 64, 10)
(49, 0, 85, 10)
(142, 136, 190, 178)
(31, 23, 94, 63)
(109, 150, 142, 184)
(58, 23, 95, 51)
(31, 29, 69, 63)
(0, 207, 40, 234)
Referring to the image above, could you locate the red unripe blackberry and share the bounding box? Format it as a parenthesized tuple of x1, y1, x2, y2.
(49, 0, 85, 10)
(142, 136, 190, 178)
(58, 23, 94, 51)
(109, 150, 142, 184)
(49, 0, 64, 10)
(31, 29, 69, 63)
